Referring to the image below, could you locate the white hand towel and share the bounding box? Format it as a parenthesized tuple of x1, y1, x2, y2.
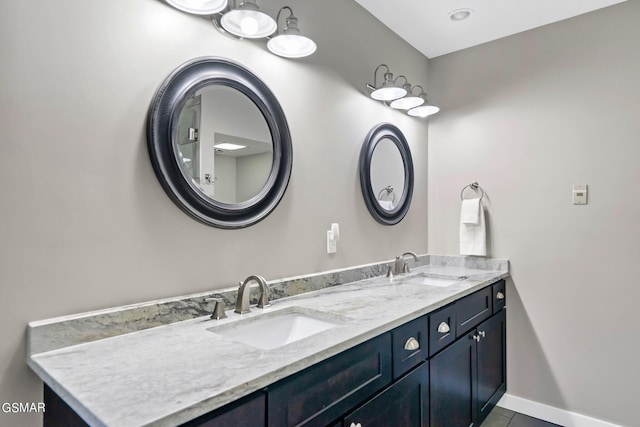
(460, 199, 487, 256)
(378, 200, 394, 210)
(460, 198, 480, 224)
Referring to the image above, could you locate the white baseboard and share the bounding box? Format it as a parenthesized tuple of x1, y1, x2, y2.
(497, 393, 623, 427)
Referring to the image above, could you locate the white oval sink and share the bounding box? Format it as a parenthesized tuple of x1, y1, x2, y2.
(207, 307, 341, 350)
(402, 273, 465, 287)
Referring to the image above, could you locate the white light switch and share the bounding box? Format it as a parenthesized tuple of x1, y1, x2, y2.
(327, 223, 340, 254)
(572, 184, 588, 205)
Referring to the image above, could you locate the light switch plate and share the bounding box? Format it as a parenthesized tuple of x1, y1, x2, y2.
(572, 184, 588, 205)
(327, 231, 337, 253)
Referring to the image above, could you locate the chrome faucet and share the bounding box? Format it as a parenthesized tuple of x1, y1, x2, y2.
(234, 275, 270, 314)
(391, 251, 418, 275)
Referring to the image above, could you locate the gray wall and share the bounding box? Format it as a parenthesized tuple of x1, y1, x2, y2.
(0, 0, 429, 425)
(428, 2, 639, 426)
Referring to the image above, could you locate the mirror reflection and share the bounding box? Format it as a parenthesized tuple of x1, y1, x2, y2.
(370, 137, 405, 211)
(176, 85, 273, 204)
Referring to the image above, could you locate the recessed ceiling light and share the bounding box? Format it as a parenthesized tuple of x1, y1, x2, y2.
(449, 8, 473, 22)
(214, 143, 247, 151)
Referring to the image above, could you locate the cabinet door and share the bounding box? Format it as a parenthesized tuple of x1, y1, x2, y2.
(344, 362, 429, 427)
(268, 333, 392, 427)
(430, 333, 477, 427)
(477, 310, 506, 425)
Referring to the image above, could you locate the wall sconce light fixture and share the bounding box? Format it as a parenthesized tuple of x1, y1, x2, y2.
(179, 0, 317, 59)
(163, 0, 316, 58)
(367, 64, 439, 118)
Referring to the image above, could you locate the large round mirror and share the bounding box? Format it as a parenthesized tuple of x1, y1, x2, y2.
(147, 57, 292, 228)
(359, 123, 414, 225)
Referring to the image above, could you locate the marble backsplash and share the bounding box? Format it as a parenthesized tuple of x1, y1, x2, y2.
(28, 254, 507, 355)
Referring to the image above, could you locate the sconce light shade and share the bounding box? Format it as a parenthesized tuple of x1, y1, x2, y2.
(408, 103, 440, 117)
(370, 75, 407, 101)
(267, 7, 316, 58)
(267, 34, 316, 58)
(390, 96, 424, 109)
(371, 84, 407, 101)
(165, 0, 228, 15)
(221, 0, 277, 38)
(390, 84, 426, 110)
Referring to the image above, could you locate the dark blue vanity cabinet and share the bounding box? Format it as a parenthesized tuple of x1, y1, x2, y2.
(430, 283, 506, 427)
(44, 280, 506, 427)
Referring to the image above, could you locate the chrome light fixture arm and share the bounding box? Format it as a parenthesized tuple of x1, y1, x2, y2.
(274, 6, 294, 36)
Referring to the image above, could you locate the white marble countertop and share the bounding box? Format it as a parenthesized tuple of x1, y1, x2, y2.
(28, 261, 508, 427)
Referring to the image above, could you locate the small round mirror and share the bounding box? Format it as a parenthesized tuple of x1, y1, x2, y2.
(147, 57, 292, 228)
(359, 123, 414, 225)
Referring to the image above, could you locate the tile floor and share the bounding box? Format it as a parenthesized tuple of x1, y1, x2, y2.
(481, 406, 563, 427)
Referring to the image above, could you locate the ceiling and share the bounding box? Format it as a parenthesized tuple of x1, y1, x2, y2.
(353, 0, 627, 58)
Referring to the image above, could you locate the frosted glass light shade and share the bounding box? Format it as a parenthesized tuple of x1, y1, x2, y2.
(371, 86, 407, 102)
(165, 0, 227, 15)
(221, 6, 277, 38)
(267, 34, 316, 58)
(390, 95, 425, 110)
(408, 104, 440, 117)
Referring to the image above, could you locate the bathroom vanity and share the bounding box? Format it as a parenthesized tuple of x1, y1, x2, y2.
(27, 255, 508, 427)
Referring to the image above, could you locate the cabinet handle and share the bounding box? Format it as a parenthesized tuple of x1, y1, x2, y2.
(350, 423, 362, 427)
(496, 291, 505, 300)
(478, 330, 486, 338)
(404, 337, 420, 351)
(472, 334, 481, 342)
(437, 321, 450, 334)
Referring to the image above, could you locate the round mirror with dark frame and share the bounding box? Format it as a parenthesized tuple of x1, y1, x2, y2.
(147, 57, 293, 228)
(359, 123, 414, 225)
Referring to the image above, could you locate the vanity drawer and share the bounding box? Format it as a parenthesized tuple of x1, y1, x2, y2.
(183, 392, 265, 427)
(267, 333, 392, 427)
(392, 315, 429, 379)
(456, 287, 492, 338)
(492, 280, 506, 313)
(428, 304, 457, 356)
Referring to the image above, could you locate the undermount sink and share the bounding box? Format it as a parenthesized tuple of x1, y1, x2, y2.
(402, 273, 467, 287)
(207, 307, 341, 350)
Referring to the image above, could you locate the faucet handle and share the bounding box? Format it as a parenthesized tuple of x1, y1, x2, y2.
(386, 265, 394, 278)
(206, 298, 228, 320)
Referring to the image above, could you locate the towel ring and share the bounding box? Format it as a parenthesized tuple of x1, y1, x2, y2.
(378, 185, 397, 205)
(460, 181, 484, 201)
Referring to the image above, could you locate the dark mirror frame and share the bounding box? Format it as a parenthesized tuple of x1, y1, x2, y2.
(359, 123, 414, 225)
(147, 57, 292, 228)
